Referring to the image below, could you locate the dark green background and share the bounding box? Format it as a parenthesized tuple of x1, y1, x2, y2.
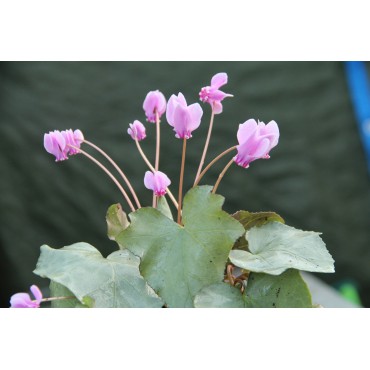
(1, 62, 369, 307)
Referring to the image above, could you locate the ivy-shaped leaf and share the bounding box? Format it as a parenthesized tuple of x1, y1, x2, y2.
(34, 242, 163, 308)
(49, 281, 88, 308)
(232, 211, 284, 250)
(117, 186, 245, 307)
(194, 269, 313, 308)
(194, 282, 245, 308)
(229, 221, 335, 275)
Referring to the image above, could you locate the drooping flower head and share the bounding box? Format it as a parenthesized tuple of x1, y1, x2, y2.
(166, 93, 203, 139)
(234, 119, 279, 168)
(128, 120, 146, 141)
(10, 285, 43, 308)
(44, 129, 84, 161)
(144, 170, 171, 196)
(199, 72, 233, 114)
(143, 90, 167, 123)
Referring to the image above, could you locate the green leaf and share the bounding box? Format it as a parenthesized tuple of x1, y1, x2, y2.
(106, 203, 130, 241)
(157, 196, 173, 220)
(229, 221, 335, 275)
(49, 281, 88, 308)
(117, 186, 245, 307)
(194, 283, 245, 308)
(34, 242, 163, 308)
(232, 211, 284, 250)
(194, 269, 312, 308)
(233, 210, 285, 230)
(244, 269, 312, 308)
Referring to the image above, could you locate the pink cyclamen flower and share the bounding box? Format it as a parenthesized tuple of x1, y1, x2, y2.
(234, 119, 279, 168)
(10, 285, 43, 308)
(44, 129, 84, 161)
(199, 72, 233, 114)
(144, 170, 171, 196)
(166, 93, 203, 139)
(143, 90, 167, 123)
(127, 120, 146, 141)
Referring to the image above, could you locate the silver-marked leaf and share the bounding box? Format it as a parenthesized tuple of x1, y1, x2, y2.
(49, 281, 88, 308)
(34, 242, 163, 308)
(117, 186, 245, 307)
(194, 269, 312, 308)
(194, 283, 245, 308)
(229, 222, 335, 275)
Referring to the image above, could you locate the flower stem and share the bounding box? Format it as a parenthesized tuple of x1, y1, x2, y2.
(153, 110, 161, 208)
(193, 145, 237, 187)
(41, 296, 75, 303)
(135, 139, 179, 209)
(194, 109, 215, 184)
(177, 138, 187, 224)
(83, 139, 141, 208)
(135, 139, 155, 172)
(67, 144, 136, 212)
(155, 110, 160, 171)
(212, 157, 234, 194)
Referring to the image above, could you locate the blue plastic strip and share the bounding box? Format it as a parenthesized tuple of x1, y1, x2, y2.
(345, 61, 370, 174)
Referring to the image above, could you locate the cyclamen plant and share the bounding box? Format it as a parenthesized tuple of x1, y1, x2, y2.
(10, 72, 335, 308)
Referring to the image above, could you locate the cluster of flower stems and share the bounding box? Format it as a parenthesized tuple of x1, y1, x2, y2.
(72, 108, 236, 225)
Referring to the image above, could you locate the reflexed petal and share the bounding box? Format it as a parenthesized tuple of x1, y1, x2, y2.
(209, 89, 229, 102)
(166, 94, 177, 127)
(144, 171, 154, 190)
(212, 101, 223, 114)
(74, 129, 84, 144)
(143, 91, 156, 114)
(251, 137, 270, 158)
(177, 92, 187, 107)
(187, 103, 203, 131)
(265, 120, 280, 148)
(173, 104, 191, 138)
(144, 171, 170, 196)
(154, 171, 171, 194)
(143, 90, 166, 122)
(10, 293, 38, 308)
(211, 72, 228, 89)
(156, 92, 167, 115)
(30, 285, 43, 302)
(128, 120, 146, 141)
(237, 119, 258, 144)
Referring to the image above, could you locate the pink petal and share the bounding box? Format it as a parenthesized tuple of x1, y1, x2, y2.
(73, 129, 84, 144)
(154, 171, 171, 194)
(166, 94, 177, 127)
(144, 171, 170, 196)
(144, 171, 154, 190)
(251, 137, 271, 158)
(210, 89, 229, 102)
(30, 285, 43, 302)
(187, 103, 203, 131)
(211, 73, 228, 89)
(264, 120, 280, 147)
(143, 91, 166, 122)
(173, 104, 191, 138)
(212, 101, 223, 114)
(143, 91, 156, 114)
(10, 293, 39, 308)
(177, 92, 187, 107)
(237, 119, 258, 144)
